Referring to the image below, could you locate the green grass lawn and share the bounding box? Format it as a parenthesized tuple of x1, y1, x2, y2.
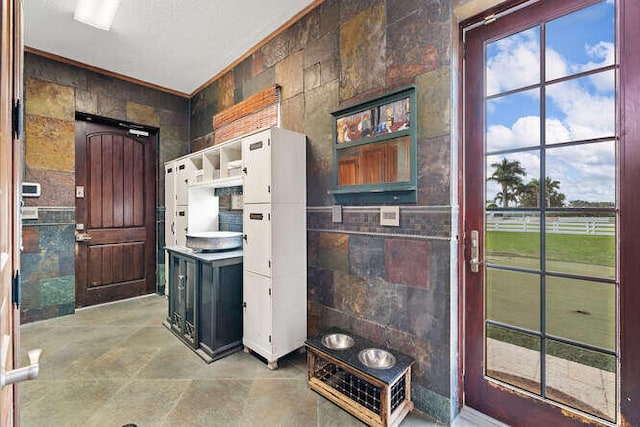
(486, 231, 615, 267)
(484, 231, 616, 372)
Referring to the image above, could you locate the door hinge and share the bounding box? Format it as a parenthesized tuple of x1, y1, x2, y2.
(12, 271, 21, 307)
(268, 260, 271, 268)
(12, 99, 22, 139)
(483, 13, 497, 25)
(268, 335, 272, 343)
(267, 185, 271, 193)
(268, 213, 271, 221)
(268, 288, 271, 296)
(268, 138, 271, 146)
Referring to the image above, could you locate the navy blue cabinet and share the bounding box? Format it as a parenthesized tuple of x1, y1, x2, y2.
(165, 247, 243, 363)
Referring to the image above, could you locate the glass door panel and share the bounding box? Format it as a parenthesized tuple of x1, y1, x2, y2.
(481, 1, 617, 423)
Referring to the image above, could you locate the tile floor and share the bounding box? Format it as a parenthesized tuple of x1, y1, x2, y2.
(18, 294, 445, 427)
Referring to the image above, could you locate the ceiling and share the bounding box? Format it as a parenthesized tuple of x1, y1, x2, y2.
(24, 0, 318, 96)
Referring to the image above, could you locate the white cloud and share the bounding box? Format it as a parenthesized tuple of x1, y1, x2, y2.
(486, 29, 540, 96)
(483, 28, 616, 204)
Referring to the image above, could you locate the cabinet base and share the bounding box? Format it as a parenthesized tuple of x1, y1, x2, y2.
(163, 320, 243, 364)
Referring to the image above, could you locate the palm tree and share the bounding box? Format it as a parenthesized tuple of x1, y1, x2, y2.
(516, 177, 566, 207)
(488, 158, 526, 208)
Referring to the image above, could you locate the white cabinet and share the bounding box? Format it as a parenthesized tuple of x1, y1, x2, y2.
(165, 162, 177, 246)
(241, 128, 306, 369)
(164, 127, 306, 369)
(243, 271, 272, 355)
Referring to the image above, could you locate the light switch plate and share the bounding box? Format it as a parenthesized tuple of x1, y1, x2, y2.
(380, 206, 400, 227)
(332, 205, 342, 223)
(76, 186, 85, 198)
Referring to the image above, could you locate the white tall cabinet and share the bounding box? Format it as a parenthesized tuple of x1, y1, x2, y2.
(241, 128, 307, 369)
(164, 127, 306, 368)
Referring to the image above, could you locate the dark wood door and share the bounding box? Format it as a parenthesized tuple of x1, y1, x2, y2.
(463, 0, 640, 424)
(74, 119, 156, 307)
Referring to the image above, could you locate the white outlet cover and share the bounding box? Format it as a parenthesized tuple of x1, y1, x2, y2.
(332, 205, 342, 223)
(380, 206, 400, 227)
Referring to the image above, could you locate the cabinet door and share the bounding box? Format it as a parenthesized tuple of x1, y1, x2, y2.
(184, 259, 197, 344)
(242, 131, 271, 204)
(175, 160, 191, 205)
(165, 163, 176, 246)
(169, 255, 196, 344)
(175, 208, 188, 246)
(243, 204, 271, 276)
(243, 271, 272, 355)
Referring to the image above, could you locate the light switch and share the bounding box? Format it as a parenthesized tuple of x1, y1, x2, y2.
(332, 205, 342, 223)
(380, 206, 400, 227)
(76, 186, 85, 198)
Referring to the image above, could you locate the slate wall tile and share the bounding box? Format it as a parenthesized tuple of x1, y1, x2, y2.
(22, 227, 39, 253)
(308, 266, 335, 307)
(25, 78, 75, 120)
(25, 115, 75, 172)
(349, 235, 385, 278)
(339, 3, 387, 102)
(40, 275, 75, 306)
(385, 238, 431, 289)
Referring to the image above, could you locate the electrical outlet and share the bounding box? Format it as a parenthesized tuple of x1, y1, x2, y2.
(380, 206, 400, 227)
(332, 205, 342, 223)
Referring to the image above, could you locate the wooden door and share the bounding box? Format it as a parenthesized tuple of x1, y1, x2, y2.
(463, 0, 640, 424)
(74, 118, 157, 307)
(0, 0, 21, 424)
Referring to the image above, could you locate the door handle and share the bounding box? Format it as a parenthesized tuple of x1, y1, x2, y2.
(75, 233, 92, 242)
(470, 230, 480, 273)
(1, 335, 41, 388)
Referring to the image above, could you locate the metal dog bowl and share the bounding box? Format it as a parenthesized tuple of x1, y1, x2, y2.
(321, 333, 355, 350)
(185, 231, 242, 252)
(358, 348, 396, 369)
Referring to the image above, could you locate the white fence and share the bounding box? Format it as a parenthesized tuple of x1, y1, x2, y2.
(486, 216, 615, 236)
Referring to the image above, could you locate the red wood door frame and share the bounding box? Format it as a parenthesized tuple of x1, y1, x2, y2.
(74, 115, 157, 307)
(461, 0, 640, 424)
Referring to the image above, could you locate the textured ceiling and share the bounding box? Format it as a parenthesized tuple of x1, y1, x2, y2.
(24, 0, 317, 95)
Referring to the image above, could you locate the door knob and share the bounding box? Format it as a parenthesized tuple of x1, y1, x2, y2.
(1, 335, 41, 388)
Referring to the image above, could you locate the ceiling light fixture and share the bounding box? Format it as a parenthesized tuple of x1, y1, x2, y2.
(73, 0, 122, 31)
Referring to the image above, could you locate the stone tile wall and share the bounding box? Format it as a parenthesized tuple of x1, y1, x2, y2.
(189, 0, 454, 422)
(21, 52, 190, 323)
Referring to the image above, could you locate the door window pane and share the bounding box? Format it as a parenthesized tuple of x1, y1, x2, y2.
(546, 213, 615, 280)
(546, 141, 615, 207)
(546, 277, 615, 350)
(486, 325, 541, 394)
(486, 27, 540, 97)
(545, 71, 615, 144)
(486, 211, 540, 269)
(546, 2, 615, 81)
(487, 268, 540, 331)
(486, 152, 540, 209)
(545, 340, 616, 422)
(486, 89, 540, 153)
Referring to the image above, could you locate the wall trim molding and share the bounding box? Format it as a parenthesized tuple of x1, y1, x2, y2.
(307, 227, 451, 241)
(24, 47, 191, 98)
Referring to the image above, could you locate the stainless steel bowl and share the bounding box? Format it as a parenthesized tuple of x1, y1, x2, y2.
(185, 231, 242, 251)
(321, 333, 355, 350)
(358, 348, 396, 369)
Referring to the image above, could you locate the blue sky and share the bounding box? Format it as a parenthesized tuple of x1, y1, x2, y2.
(484, 0, 615, 205)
